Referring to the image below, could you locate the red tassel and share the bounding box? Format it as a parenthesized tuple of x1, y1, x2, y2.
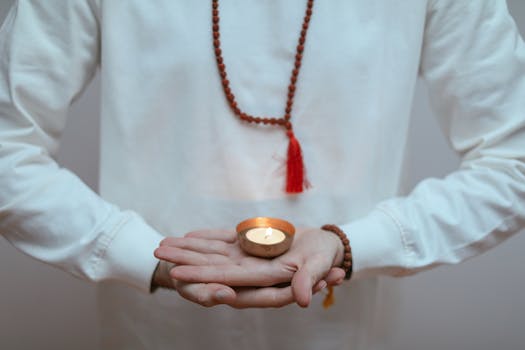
(286, 130, 307, 193)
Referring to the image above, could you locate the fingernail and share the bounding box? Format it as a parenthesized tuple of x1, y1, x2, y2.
(215, 290, 232, 302)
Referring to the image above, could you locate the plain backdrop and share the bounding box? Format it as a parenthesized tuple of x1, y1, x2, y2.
(1, 1, 524, 349)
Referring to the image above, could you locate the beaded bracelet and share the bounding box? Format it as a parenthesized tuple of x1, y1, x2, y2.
(321, 224, 353, 280)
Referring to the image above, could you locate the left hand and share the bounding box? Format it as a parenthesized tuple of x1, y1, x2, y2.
(154, 227, 345, 308)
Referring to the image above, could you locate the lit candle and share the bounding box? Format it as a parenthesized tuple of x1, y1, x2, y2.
(245, 227, 286, 245)
(236, 217, 295, 258)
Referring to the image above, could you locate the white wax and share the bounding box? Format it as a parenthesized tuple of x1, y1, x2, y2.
(245, 227, 286, 245)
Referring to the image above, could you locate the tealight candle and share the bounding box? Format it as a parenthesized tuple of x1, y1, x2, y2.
(246, 227, 286, 245)
(236, 217, 295, 258)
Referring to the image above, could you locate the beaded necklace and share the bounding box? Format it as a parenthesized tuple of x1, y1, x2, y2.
(212, 0, 314, 193)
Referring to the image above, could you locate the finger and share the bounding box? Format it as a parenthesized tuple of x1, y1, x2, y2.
(324, 267, 345, 286)
(175, 281, 236, 307)
(295, 268, 343, 299)
(154, 246, 231, 266)
(160, 237, 231, 255)
(229, 286, 295, 309)
(171, 262, 291, 287)
(291, 258, 326, 308)
(312, 280, 327, 294)
(184, 229, 237, 243)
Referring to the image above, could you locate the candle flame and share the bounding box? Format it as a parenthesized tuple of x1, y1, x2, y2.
(265, 227, 273, 239)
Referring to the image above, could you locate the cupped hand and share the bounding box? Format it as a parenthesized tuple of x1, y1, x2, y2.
(154, 228, 345, 308)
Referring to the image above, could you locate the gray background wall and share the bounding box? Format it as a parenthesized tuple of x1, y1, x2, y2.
(0, 1, 524, 349)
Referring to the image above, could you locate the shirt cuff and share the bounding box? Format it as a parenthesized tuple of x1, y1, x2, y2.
(340, 207, 413, 280)
(92, 211, 164, 293)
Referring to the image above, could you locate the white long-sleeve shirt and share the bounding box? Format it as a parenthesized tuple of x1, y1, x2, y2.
(1, 1, 524, 349)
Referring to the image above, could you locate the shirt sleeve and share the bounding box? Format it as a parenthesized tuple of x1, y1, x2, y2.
(343, 0, 525, 280)
(0, 0, 164, 293)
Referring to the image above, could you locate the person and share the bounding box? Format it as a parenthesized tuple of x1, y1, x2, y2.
(1, 0, 524, 349)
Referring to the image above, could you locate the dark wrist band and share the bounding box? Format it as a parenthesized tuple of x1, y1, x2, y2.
(321, 224, 353, 280)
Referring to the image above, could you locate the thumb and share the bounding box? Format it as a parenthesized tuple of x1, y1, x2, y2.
(291, 258, 326, 308)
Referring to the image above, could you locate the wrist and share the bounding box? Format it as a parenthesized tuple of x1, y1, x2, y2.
(321, 224, 353, 280)
(323, 228, 345, 267)
(150, 260, 175, 292)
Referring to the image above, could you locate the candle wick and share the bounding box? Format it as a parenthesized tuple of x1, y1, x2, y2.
(265, 227, 273, 239)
